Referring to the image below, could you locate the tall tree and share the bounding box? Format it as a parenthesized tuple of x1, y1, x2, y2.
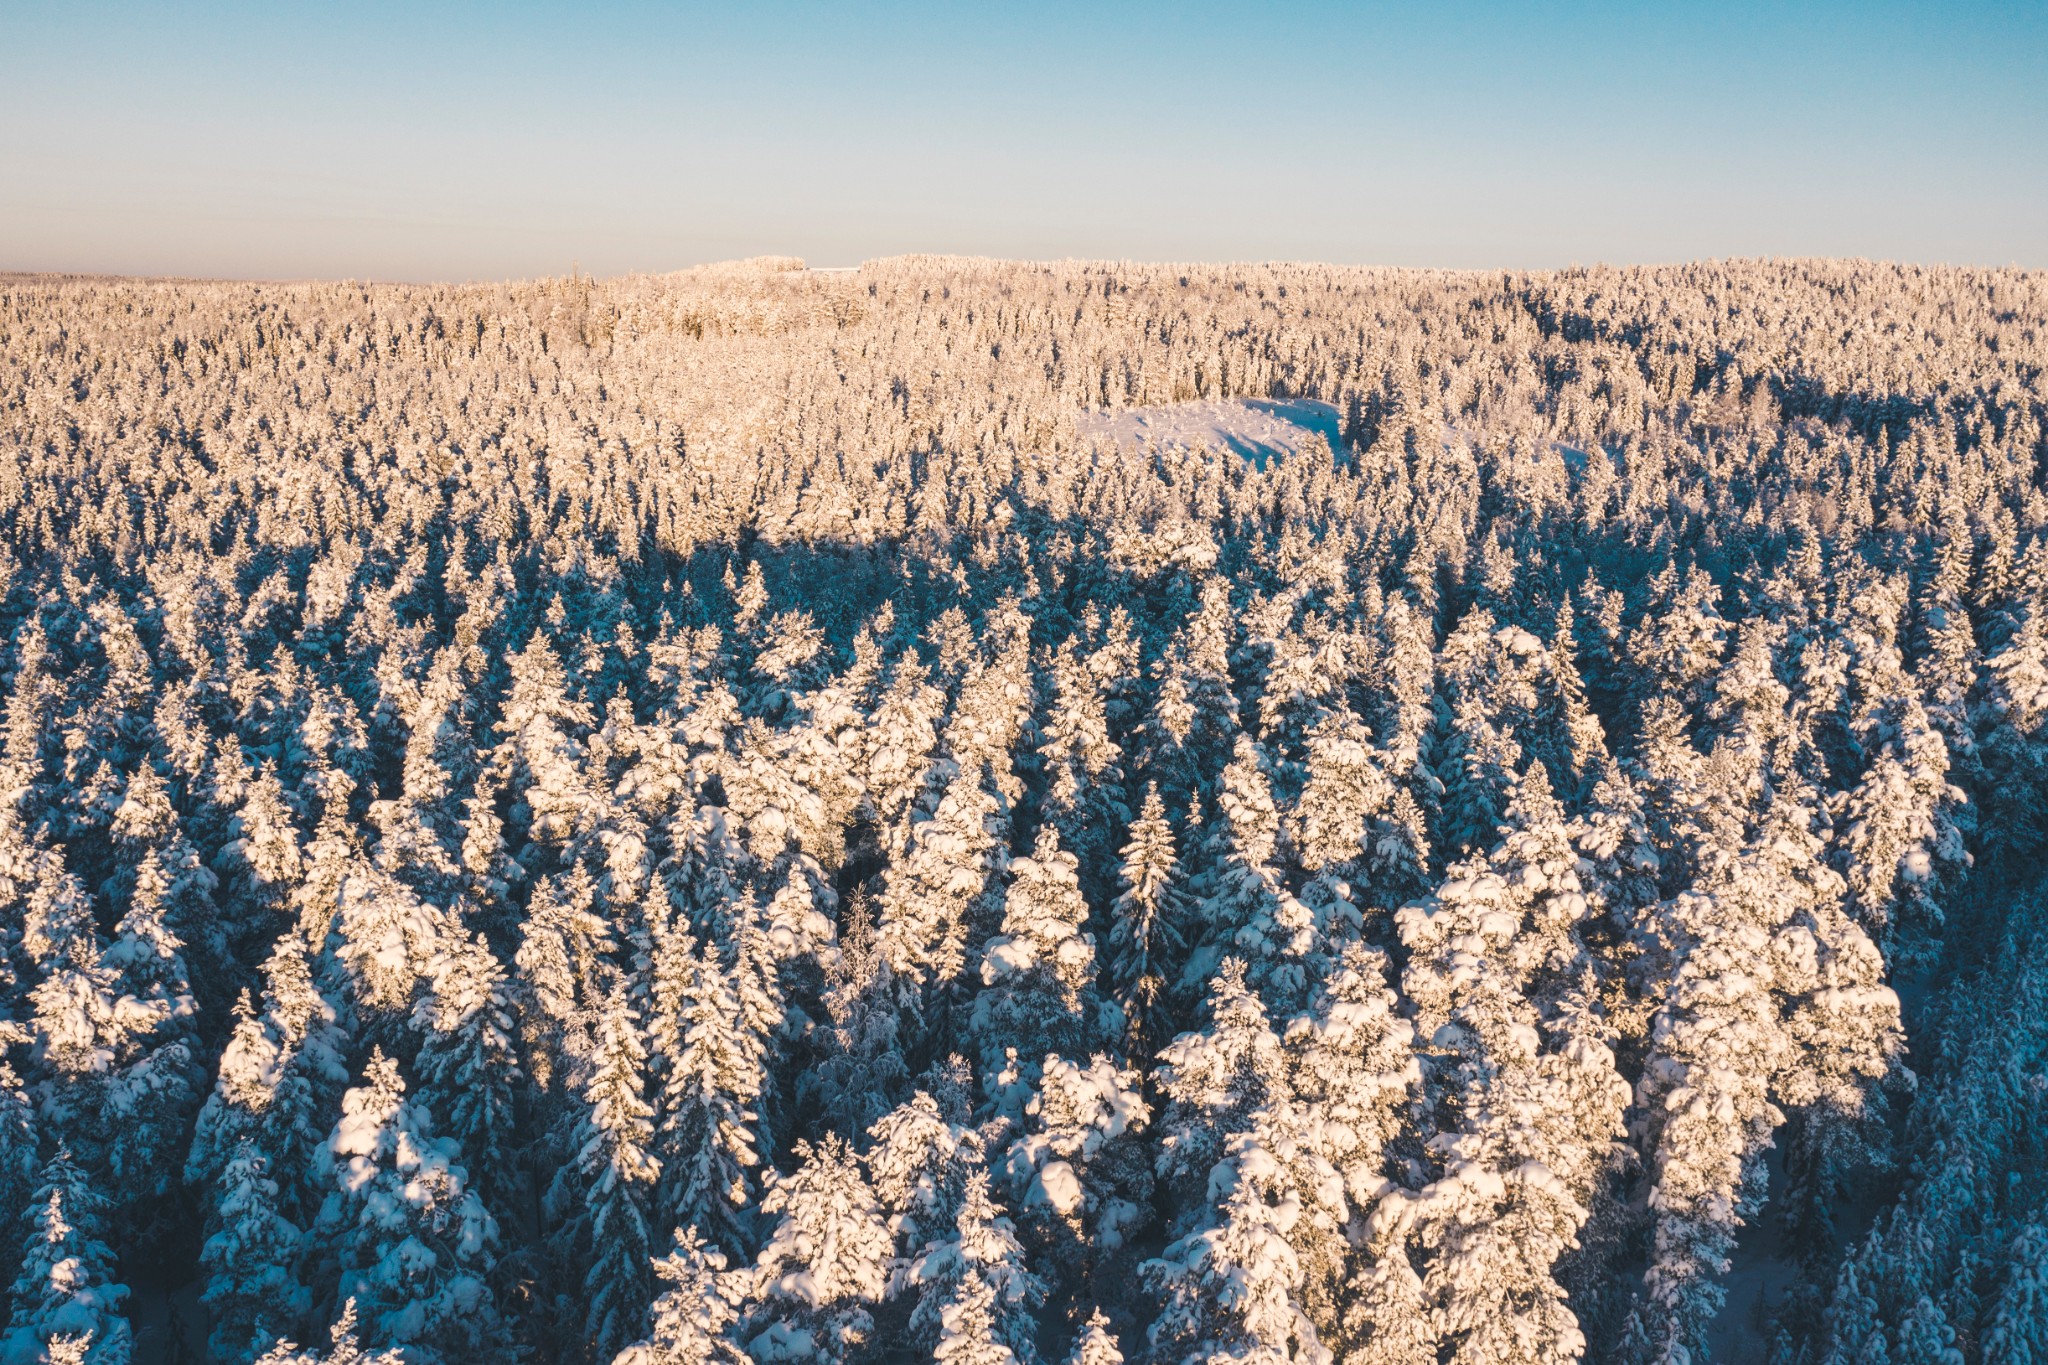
(2, 1151, 132, 1365)
(315, 1049, 503, 1364)
(200, 1139, 309, 1365)
(1107, 784, 1189, 1060)
(649, 926, 762, 1258)
(558, 988, 661, 1364)
(610, 1228, 749, 1365)
(747, 1134, 894, 1365)
(971, 826, 1102, 1091)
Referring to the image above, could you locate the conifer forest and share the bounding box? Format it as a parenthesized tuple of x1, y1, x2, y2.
(3, 255, 2048, 1365)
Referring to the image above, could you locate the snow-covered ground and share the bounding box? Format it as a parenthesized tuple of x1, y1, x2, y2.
(1073, 400, 1615, 481)
(1077, 398, 1344, 465)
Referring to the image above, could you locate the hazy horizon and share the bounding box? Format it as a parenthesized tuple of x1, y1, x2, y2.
(5, 0, 2044, 282)
(5, 248, 2043, 291)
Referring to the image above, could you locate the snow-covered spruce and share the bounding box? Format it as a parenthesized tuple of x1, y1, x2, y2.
(0, 257, 2034, 1362)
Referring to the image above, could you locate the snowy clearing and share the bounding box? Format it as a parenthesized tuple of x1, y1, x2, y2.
(1077, 397, 1344, 465)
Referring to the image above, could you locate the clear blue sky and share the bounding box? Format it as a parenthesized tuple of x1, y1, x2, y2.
(3, 0, 2043, 280)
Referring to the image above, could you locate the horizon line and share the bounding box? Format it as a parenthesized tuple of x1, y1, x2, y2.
(5, 251, 2045, 291)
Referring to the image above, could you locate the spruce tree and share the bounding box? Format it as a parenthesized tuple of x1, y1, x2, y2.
(610, 1228, 749, 1365)
(2, 1151, 132, 1365)
(748, 1134, 894, 1365)
(971, 826, 1101, 1088)
(1108, 785, 1188, 1060)
(650, 927, 761, 1258)
(201, 1139, 309, 1364)
(561, 987, 661, 1364)
(316, 1049, 503, 1364)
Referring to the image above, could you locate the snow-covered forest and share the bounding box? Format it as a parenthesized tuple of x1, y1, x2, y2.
(0, 254, 2045, 1365)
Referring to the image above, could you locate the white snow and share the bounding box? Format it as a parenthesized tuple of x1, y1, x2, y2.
(1030, 1160, 1084, 1215)
(1077, 398, 1344, 466)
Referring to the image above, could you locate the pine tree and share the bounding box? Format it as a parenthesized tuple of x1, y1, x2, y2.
(1289, 708, 1393, 906)
(876, 758, 1001, 1022)
(42, 1335, 92, 1365)
(1376, 593, 1441, 803)
(658, 800, 754, 945)
(1575, 763, 1661, 946)
(1915, 577, 1979, 776)
(560, 987, 661, 1363)
(334, 860, 454, 1022)
(292, 803, 360, 950)
(972, 825, 1102, 1087)
(1626, 783, 1900, 1364)
(622, 627, 729, 828)
(1534, 602, 1610, 804)
(26, 846, 202, 1241)
(1626, 564, 1728, 718)
(1039, 640, 1129, 907)
(0, 1045, 37, 1291)
(1342, 1232, 1435, 1365)
(1892, 1296, 1961, 1365)
(1190, 738, 1317, 1012)
(743, 609, 832, 722)
(1835, 692, 1967, 951)
(722, 710, 861, 872)
(1108, 785, 1189, 1059)
(187, 936, 348, 1224)
(1142, 1098, 1341, 1365)
(1179, 579, 1243, 783)
(515, 863, 616, 1091)
(203, 997, 287, 1173)
(946, 599, 1036, 819)
(762, 861, 836, 970)
(492, 633, 600, 849)
(96, 849, 204, 1229)
(1063, 1310, 1122, 1365)
(374, 645, 477, 895)
(411, 930, 521, 1210)
(859, 656, 946, 860)
(727, 892, 785, 1145)
(109, 764, 231, 1003)
(1983, 1224, 2048, 1363)
(1393, 765, 1627, 1365)
(251, 1300, 402, 1365)
(24, 852, 114, 1086)
(801, 898, 911, 1139)
(1152, 960, 1290, 1222)
(931, 1267, 1022, 1365)
(1140, 666, 1201, 813)
(1435, 691, 1523, 859)
(218, 757, 306, 912)
(748, 1134, 894, 1364)
(1364, 787, 1433, 912)
(316, 1049, 503, 1364)
(201, 1139, 309, 1364)
(907, 1170, 1046, 1360)
(998, 1048, 1154, 1324)
(1283, 942, 1418, 1230)
(867, 1087, 971, 1255)
(649, 926, 761, 1258)
(2, 1151, 132, 1365)
(610, 1227, 749, 1365)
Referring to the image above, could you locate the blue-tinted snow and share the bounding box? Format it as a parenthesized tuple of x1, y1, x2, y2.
(1077, 398, 1344, 467)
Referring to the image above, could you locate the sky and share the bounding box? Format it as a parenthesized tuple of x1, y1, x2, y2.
(2, 0, 2044, 281)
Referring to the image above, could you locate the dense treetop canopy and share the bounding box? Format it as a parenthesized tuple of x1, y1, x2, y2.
(0, 255, 2043, 1364)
